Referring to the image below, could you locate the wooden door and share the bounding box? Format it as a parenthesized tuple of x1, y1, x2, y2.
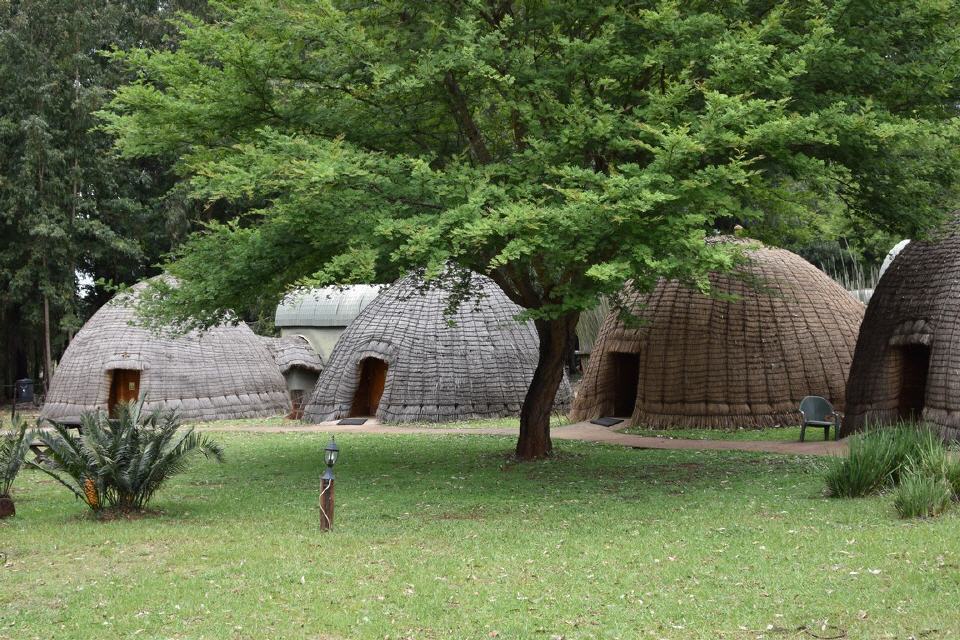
(350, 358, 388, 417)
(109, 369, 141, 416)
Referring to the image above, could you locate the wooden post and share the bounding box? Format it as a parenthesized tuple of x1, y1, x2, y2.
(319, 471, 335, 531)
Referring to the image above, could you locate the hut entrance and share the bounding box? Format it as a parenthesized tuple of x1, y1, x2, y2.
(284, 366, 319, 420)
(610, 352, 640, 417)
(288, 390, 305, 420)
(897, 344, 930, 421)
(350, 357, 388, 417)
(108, 369, 140, 416)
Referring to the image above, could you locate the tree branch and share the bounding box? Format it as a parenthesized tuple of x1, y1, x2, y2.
(443, 71, 493, 164)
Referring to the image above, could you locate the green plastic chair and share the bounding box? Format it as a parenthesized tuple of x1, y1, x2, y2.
(799, 396, 840, 442)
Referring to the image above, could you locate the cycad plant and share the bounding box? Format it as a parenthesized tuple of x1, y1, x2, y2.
(30, 401, 224, 514)
(1, 417, 33, 518)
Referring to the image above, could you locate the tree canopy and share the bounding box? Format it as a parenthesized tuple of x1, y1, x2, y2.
(104, 0, 960, 457)
(0, 0, 208, 394)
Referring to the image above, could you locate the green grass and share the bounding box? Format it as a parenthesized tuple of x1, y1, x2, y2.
(189, 415, 299, 428)
(2, 430, 959, 639)
(190, 414, 570, 430)
(394, 413, 572, 430)
(618, 424, 809, 441)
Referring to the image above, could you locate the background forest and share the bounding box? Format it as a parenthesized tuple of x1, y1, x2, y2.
(0, 0, 213, 397)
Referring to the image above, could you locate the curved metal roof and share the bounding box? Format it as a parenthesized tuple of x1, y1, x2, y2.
(275, 285, 384, 328)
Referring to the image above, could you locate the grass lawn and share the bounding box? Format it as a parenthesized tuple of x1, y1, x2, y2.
(2, 429, 958, 639)
(618, 425, 814, 442)
(388, 414, 572, 430)
(192, 414, 571, 431)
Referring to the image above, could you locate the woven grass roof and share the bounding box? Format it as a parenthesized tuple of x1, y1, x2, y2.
(843, 215, 960, 439)
(41, 282, 290, 423)
(303, 271, 571, 423)
(260, 335, 324, 374)
(570, 240, 864, 429)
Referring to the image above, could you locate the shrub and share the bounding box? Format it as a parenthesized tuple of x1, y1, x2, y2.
(30, 401, 224, 514)
(893, 472, 952, 519)
(906, 437, 960, 499)
(889, 436, 960, 519)
(945, 452, 960, 499)
(824, 425, 936, 498)
(1, 418, 33, 517)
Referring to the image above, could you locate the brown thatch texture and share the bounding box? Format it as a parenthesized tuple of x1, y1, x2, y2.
(570, 241, 864, 429)
(303, 272, 571, 423)
(260, 335, 323, 374)
(842, 215, 960, 439)
(41, 283, 290, 423)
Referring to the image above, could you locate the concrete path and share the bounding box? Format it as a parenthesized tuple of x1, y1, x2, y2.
(199, 419, 847, 457)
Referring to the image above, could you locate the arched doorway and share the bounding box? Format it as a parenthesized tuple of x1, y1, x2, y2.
(350, 357, 388, 417)
(897, 344, 930, 422)
(610, 352, 640, 417)
(108, 369, 140, 417)
(284, 366, 320, 420)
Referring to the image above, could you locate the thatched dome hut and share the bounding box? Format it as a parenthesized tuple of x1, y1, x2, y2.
(843, 216, 960, 439)
(260, 335, 324, 418)
(41, 283, 289, 423)
(303, 272, 571, 423)
(571, 240, 864, 429)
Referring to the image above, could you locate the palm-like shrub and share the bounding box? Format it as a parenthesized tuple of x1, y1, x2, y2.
(30, 401, 224, 513)
(1, 417, 33, 517)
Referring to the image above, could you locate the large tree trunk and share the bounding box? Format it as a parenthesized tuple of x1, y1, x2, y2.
(516, 313, 579, 460)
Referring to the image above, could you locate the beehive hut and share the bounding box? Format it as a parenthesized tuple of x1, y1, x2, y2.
(571, 239, 865, 429)
(843, 215, 960, 439)
(303, 272, 571, 422)
(41, 282, 289, 423)
(275, 285, 383, 360)
(260, 335, 324, 418)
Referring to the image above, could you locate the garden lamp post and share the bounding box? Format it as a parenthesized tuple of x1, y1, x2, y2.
(319, 437, 339, 531)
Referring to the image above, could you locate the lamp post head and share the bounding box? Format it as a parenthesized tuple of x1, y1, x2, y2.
(324, 437, 340, 468)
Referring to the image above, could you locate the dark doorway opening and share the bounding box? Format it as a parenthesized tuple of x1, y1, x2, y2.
(350, 358, 388, 417)
(897, 345, 930, 422)
(610, 352, 640, 417)
(108, 369, 140, 417)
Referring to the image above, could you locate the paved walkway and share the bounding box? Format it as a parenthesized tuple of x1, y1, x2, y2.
(199, 419, 847, 457)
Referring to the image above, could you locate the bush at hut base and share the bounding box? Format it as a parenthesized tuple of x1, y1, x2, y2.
(826, 422, 960, 519)
(824, 425, 935, 498)
(906, 437, 960, 498)
(890, 436, 960, 519)
(893, 472, 953, 519)
(0, 417, 33, 518)
(30, 401, 224, 515)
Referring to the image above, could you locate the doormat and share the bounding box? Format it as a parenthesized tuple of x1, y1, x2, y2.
(338, 418, 368, 425)
(590, 417, 624, 427)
